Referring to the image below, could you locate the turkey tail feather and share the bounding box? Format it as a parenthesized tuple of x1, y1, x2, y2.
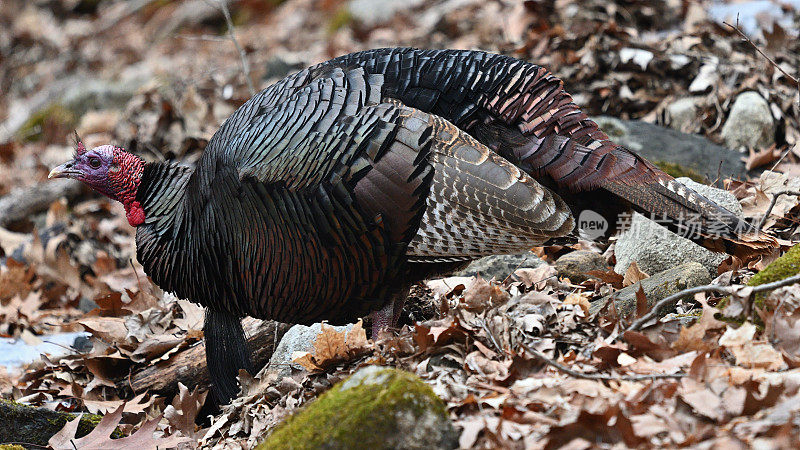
(602, 176, 776, 257)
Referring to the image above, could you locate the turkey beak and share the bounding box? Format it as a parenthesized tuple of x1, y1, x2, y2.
(48, 161, 80, 179)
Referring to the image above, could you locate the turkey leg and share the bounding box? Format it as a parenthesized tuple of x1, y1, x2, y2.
(204, 308, 254, 404)
(369, 288, 408, 339)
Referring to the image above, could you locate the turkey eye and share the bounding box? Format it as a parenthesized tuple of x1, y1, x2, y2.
(89, 157, 101, 169)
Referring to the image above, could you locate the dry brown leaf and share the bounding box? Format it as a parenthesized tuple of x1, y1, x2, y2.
(563, 292, 590, 315)
(77, 317, 128, 344)
(291, 351, 322, 372)
(673, 296, 726, 352)
(680, 381, 724, 420)
(313, 323, 347, 362)
(345, 319, 369, 352)
(462, 276, 510, 311)
(130, 334, 186, 363)
(515, 264, 557, 289)
(82, 392, 152, 415)
(49, 403, 189, 450)
(164, 382, 208, 438)
(634, 286, 649, 319)
(745, 145, 782, 171)
(292, 320, 372, 372)
(0, 259, 34, 303)
(623, 261, 649, 287)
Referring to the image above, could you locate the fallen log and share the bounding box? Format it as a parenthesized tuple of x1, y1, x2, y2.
(0, 179, 84, 228)
(0, 398, 112, 447)
(116, 318, 290, 398)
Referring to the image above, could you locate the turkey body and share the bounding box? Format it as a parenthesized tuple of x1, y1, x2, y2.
(132, 48, 766, 402)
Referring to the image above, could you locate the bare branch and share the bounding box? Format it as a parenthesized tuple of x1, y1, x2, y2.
(757, 190, 800, 230)
(723, 17, 799, 108)
(520, 343, 686, 381)
(625, 273, 800, 333)
(216, 0, 256, 96)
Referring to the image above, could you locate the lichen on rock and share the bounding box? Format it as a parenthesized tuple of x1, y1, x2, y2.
(257, 366, 457, 450)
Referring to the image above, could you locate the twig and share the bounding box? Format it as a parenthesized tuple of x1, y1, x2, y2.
(757, 190, 800, 230)
(625, 273, 800, 333)
(520, 343, 686, 381)
(176, 34, 231, 42)
(94, 0, 157, 34)
(500, 250, 536, 284)
(215, 0, 256, 96)
(724, 16, 800, 108)
(768, 144, 795, 173)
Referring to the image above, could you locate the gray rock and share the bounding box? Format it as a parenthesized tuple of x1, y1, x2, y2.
(554, 251, 610, 283)
(721, 91, 775, 150)
(453, 253, 543, 279)
(259, 366, 457, 449)
(348, 0, 424, 27)
(667, 97, 700, 132)
(591, 262, 711, 318)
(614, 213, 727, 276)
(592, 116, 746, 179)
(261, 322, 353, 378)
(614, 178, 739, 276)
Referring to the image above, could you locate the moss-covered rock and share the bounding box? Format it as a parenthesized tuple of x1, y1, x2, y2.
(654, 161, 707, 183)
(0, 398, 117, 447)
(16, 103, 78, 142)
(258, 366, 457, 450)
(748, 244, 800, 303)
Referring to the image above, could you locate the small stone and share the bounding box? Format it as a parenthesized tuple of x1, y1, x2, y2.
(721, 91, 775, 151)
(261, 322, 353, 378)
(554, 251, 611, 283)
(454, 253, 543, 280)
(591, 262, 711, 317)
(667, 98, 700, 132)
(257, 366, 457, 450)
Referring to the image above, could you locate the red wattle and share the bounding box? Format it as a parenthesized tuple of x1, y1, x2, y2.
(125, 201, 146, 227)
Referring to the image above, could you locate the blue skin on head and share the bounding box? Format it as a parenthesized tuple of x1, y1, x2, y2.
(49, 145, 119, 199)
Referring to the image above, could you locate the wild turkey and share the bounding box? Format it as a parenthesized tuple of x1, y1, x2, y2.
(49, 48, 774, 403)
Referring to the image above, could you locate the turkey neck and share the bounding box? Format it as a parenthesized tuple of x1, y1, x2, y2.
(133, 161, 206, 307)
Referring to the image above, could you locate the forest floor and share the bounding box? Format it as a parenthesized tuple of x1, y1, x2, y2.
(1, 0, 800, 448)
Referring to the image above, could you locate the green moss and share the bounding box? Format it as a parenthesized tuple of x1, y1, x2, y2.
(16, 103, 78, 142)
(327, 7, 353, 34)
(258, 367, 451, 449)
(654, 161, 707, 183)
(0, 398, 121, 445)
(747, 244, 800, 304)
(0, 445, 26, 450)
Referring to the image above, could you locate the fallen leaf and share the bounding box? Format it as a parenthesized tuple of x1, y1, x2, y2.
(164, 382, 208, 438)
(49, 403, 189, 450)
(623, 261, 649, 287)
